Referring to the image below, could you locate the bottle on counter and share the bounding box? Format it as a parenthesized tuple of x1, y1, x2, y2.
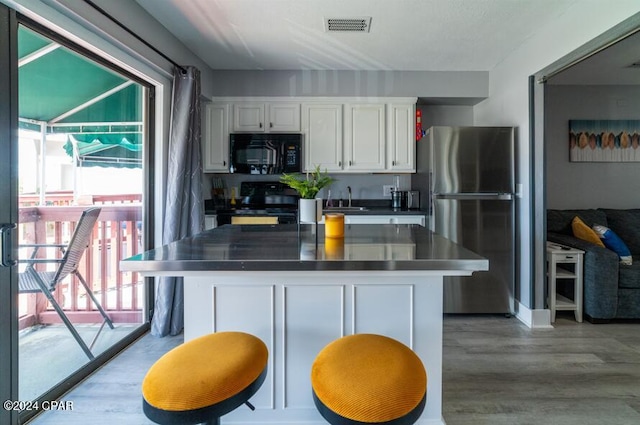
(230, 187, 237, 206)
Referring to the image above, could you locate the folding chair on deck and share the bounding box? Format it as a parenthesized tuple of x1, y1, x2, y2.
(18, 207, 113, 359)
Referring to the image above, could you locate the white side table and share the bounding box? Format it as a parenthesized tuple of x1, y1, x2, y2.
(546, 242, 584, 323)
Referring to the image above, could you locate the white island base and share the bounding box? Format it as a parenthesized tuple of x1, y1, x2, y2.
(184, 270, 459, 425)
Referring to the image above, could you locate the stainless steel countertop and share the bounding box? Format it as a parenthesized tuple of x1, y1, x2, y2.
(120, 224, 487, 273)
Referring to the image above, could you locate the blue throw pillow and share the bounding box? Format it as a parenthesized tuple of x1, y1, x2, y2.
(593, 224, 633, 265)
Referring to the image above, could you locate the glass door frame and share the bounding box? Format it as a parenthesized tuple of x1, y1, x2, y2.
(2, 9, 157, 424)
(0, 4, 19, 424)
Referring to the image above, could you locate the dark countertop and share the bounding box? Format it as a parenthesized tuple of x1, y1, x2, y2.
(325, 206, 428, 215)
(205, 207, 427, 216)
(205, 198, 429, 216)
(120, 224, 487, 273)
(325, 198, 428, 215)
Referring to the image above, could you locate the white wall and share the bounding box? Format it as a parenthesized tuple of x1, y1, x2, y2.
(211, 173, 411, 202)
(474, 2, 640, 310)
(208, 70, 487, 99)
(546, 85, 640, 209)
(420, 105, 474, 128)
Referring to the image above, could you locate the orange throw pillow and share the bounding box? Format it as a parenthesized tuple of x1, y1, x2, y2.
(571, 216, 605, 247)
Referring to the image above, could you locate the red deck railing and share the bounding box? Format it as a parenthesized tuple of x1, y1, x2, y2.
(18, 194, 144, 330)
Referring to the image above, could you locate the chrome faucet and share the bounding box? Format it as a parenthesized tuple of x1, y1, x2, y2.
(347, 186, 352, 208)
(326, 189, 333, 208)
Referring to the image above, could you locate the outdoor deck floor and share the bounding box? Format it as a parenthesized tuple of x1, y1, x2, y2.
(25, 313, 640, 425)
(19, 323, 143, 402)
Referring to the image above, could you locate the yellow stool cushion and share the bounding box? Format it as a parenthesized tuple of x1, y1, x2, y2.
(142, 331, 268, 412)
(311, 334, 427, 423)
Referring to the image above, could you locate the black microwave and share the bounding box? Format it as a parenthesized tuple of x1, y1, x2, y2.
(229, 133, 302, 174)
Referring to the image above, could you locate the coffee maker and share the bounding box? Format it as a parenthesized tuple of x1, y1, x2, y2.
(391, 190, 407, 210)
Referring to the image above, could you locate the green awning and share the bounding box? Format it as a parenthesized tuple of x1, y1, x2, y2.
(64, 134, 142, 169)
(18, 25, 143, 167)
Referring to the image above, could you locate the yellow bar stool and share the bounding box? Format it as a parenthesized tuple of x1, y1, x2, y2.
(311, 334, 427, 425)
(142, 331, 268, 425)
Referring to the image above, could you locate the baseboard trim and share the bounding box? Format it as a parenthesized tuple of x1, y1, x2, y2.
(515, 303, 553, 328)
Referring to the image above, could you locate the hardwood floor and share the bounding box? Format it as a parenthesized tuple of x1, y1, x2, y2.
(29, 314, 640, 424)
(443, 314, 640, 425)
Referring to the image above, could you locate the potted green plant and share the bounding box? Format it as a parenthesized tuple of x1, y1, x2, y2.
(280, 165, 335, 223)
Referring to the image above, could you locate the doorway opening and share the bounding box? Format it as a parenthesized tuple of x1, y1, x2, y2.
(532, 17, 640, 319)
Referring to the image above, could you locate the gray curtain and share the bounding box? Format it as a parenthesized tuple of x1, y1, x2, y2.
(151, 66, 204, 337)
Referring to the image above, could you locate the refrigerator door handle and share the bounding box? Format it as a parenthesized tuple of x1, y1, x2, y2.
(433, 193, 514, 201)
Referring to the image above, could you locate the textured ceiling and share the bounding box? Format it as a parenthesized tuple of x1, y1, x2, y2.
(135, 0, 577, 72)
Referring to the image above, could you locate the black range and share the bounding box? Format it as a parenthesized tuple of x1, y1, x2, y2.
(210, 181, 299, 225)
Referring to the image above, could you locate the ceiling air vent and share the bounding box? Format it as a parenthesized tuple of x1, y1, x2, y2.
(325, 17, 371, 32)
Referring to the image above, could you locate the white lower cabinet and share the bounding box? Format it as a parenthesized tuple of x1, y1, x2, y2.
(344, 215, 425, 226)
(184, 272, 447, 424)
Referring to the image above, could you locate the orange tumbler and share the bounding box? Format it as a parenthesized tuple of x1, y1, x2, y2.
(324, 236, 344, 260)
(324, 213, 345, 238)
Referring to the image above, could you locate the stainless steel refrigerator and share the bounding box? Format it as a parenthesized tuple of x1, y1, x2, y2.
(412, 126, 515, 314)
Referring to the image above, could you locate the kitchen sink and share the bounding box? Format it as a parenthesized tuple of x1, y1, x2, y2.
(324, 206, 369, 212)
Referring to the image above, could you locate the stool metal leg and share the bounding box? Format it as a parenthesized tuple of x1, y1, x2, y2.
(200, 399, 255, 424)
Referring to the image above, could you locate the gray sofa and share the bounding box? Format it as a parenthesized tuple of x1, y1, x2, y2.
(547, 208, 640, 322)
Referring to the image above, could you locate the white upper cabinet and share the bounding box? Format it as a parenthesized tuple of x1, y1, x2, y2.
(269, 103, 301, 132)
(344, 104, 386, 171)
(210, 97, 416, 174)
(387, 103, 416, 172)
(233, 103, 264, 132)
(233, 102, 300, 132)
(302, 103, 343, 172)
(202, 103, 229, 173)
(302, 99, 415, 173)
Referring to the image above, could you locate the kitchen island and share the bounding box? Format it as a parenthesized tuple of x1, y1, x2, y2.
(121, 224, 487, 425)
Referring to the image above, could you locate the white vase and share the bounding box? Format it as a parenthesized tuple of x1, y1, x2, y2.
(299, 198, 322, 223)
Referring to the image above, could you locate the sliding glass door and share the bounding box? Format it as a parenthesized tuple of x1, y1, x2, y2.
(2, 7, 155, 424)
(0, 5, 19, 424)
